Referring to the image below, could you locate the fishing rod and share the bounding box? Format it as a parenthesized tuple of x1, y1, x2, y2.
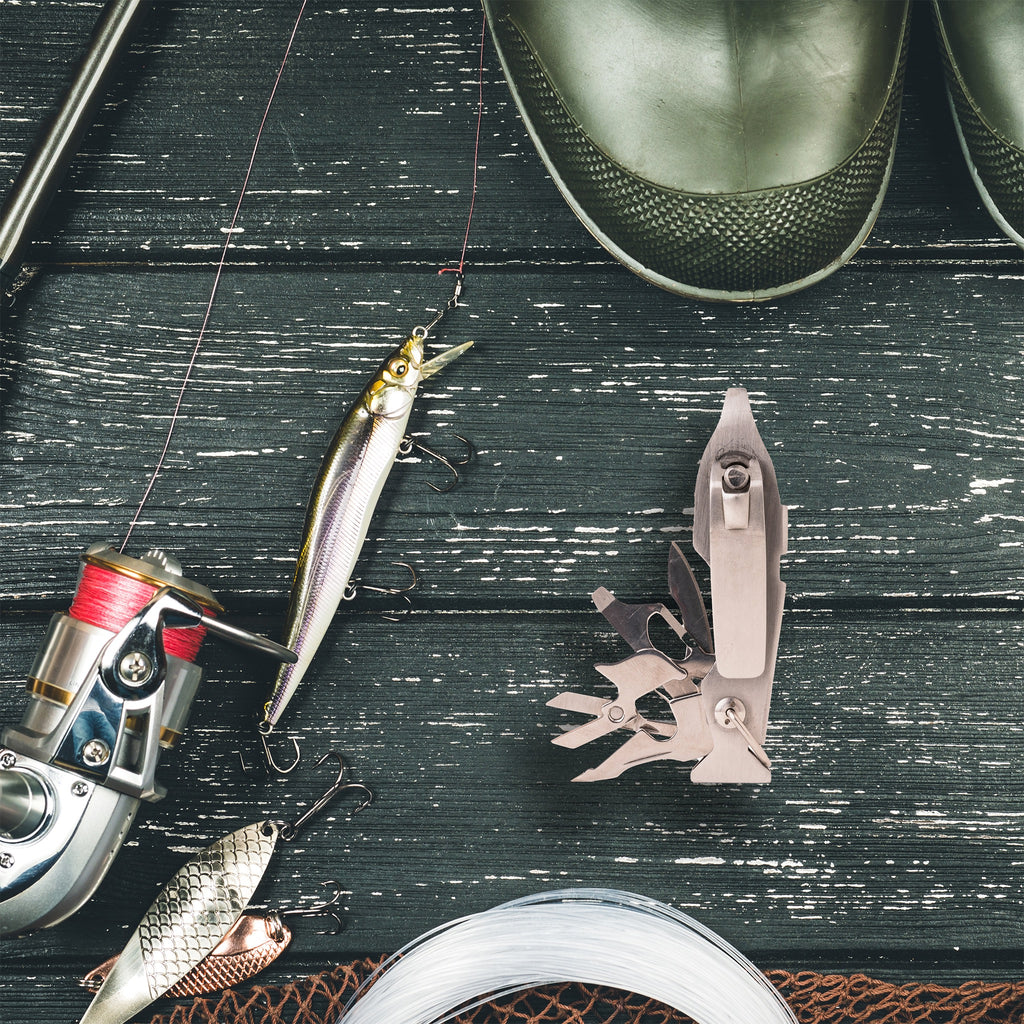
(0, 0, 307, 939)
(0, 0, 150, 319)
(0, 0, 482, 941)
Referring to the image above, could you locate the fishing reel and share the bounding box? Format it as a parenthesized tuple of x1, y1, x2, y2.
(0, 544, 295, 937)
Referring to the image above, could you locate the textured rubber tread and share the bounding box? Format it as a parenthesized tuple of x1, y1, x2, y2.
(490, 11, 910, 301)
(933, 11, 1024, 247)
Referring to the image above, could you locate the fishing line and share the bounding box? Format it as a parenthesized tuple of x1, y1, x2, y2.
(119, 4, 484, 558)
(440, 12, 487, 281)
(338, 889, 797, 1024)
(120, 0, 310, 553)
(70, 559, 208, 661)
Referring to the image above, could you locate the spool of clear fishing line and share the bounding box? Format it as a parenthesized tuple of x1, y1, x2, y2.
(339, 888, 796, 1024)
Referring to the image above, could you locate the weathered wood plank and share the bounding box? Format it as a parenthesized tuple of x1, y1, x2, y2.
(4, 265, 1024, 605)
(2, 5, 1022, 1019)
(0, 608, 1019, 991)
(0, 2, 1019, 270)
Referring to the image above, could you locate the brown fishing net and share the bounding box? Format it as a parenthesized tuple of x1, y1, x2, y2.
(146, 958, 1024, 1024)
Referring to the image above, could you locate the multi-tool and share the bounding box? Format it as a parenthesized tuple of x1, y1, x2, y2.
(549, 388, 788, 784)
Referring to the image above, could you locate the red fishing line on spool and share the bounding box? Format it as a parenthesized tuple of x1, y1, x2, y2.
(69, 562, 208, 662)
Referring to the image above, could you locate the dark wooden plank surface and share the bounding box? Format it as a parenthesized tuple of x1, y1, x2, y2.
(1, 4, 1022, 1023)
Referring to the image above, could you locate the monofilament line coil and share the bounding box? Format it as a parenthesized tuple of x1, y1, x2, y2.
(339, 889, 796, 1024)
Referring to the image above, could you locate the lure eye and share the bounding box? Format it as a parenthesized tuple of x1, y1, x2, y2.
(391, 360, 408, 377)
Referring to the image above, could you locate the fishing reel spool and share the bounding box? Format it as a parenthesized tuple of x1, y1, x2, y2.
(0, 543, 293, 937)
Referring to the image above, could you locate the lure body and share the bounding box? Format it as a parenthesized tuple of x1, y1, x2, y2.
(263, 334, 471, 730)
(78, 821, 279, 1024)
(83, 911, 292, 997)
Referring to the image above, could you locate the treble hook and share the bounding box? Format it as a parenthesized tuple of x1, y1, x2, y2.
(399, 434, 474, 493)
(344, 561, 418, 599)
(277, 750, 373, 841)
(277, 880, 346, 936)
(239, 718, 303, 776)
(343, 561, 418, 622)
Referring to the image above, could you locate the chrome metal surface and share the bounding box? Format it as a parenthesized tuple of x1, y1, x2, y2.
(0, 547, 291, 936)
(260, 333, 472, 761)
(78, 821, 279, 1024)
(0, 768, 49, 841)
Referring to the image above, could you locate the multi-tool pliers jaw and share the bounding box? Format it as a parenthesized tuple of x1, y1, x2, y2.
(549, 388, 788, 785)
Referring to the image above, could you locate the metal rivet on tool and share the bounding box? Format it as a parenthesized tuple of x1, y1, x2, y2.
(71, 781, 89, 797)
(714, 697, 772, 771)
(0, 750, 16, 770)
(608, 706, 625, 724)
(82, 739, 111, 767)
(118, 651, 153, 685)
(0, 854, 14, 869)
(722, 464, 750, 493)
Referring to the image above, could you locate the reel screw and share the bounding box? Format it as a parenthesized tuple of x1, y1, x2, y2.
(0, 853, 14, 869)
(71, 781, 89, 797)
(118, 651, 154, 685)
(82, 739, 111, 767)
(0, 750, 15, 770)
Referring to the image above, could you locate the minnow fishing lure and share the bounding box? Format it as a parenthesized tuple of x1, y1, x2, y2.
(258, 330, 473, 770)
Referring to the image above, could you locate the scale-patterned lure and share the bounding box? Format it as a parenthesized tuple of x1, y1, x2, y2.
(77, 822, 280, 1024)
(261, 334, 472, 737)
(83, 911, 293, 997)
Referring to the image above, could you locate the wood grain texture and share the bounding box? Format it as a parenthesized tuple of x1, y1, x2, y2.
(0, 611, 1020, 968)
(4, 266, 1024, 605)
(0, 2, 1021, 1022)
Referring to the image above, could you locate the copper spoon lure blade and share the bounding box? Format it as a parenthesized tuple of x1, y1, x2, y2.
(77, 821, 280, 1024)
(82, 912, 292, 999)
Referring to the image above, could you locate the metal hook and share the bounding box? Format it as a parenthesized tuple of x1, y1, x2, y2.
(278, 880, 345, 936)
(240, 718, 303, 776)
(238, 735, 302, 776)
(278, 750, 373, 841)
(343, 562, 418, 622)
(413, 271, 464, 340)
(343, 561, 418, 600)
(399, 434, 473, 493)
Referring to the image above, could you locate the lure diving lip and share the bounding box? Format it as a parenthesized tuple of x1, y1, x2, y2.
(258, 333, 472, 768)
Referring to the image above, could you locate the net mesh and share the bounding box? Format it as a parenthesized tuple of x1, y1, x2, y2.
(145, 959, 1024, 1024)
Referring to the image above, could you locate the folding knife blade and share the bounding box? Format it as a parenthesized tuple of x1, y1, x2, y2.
(667, 542, 713, 655)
